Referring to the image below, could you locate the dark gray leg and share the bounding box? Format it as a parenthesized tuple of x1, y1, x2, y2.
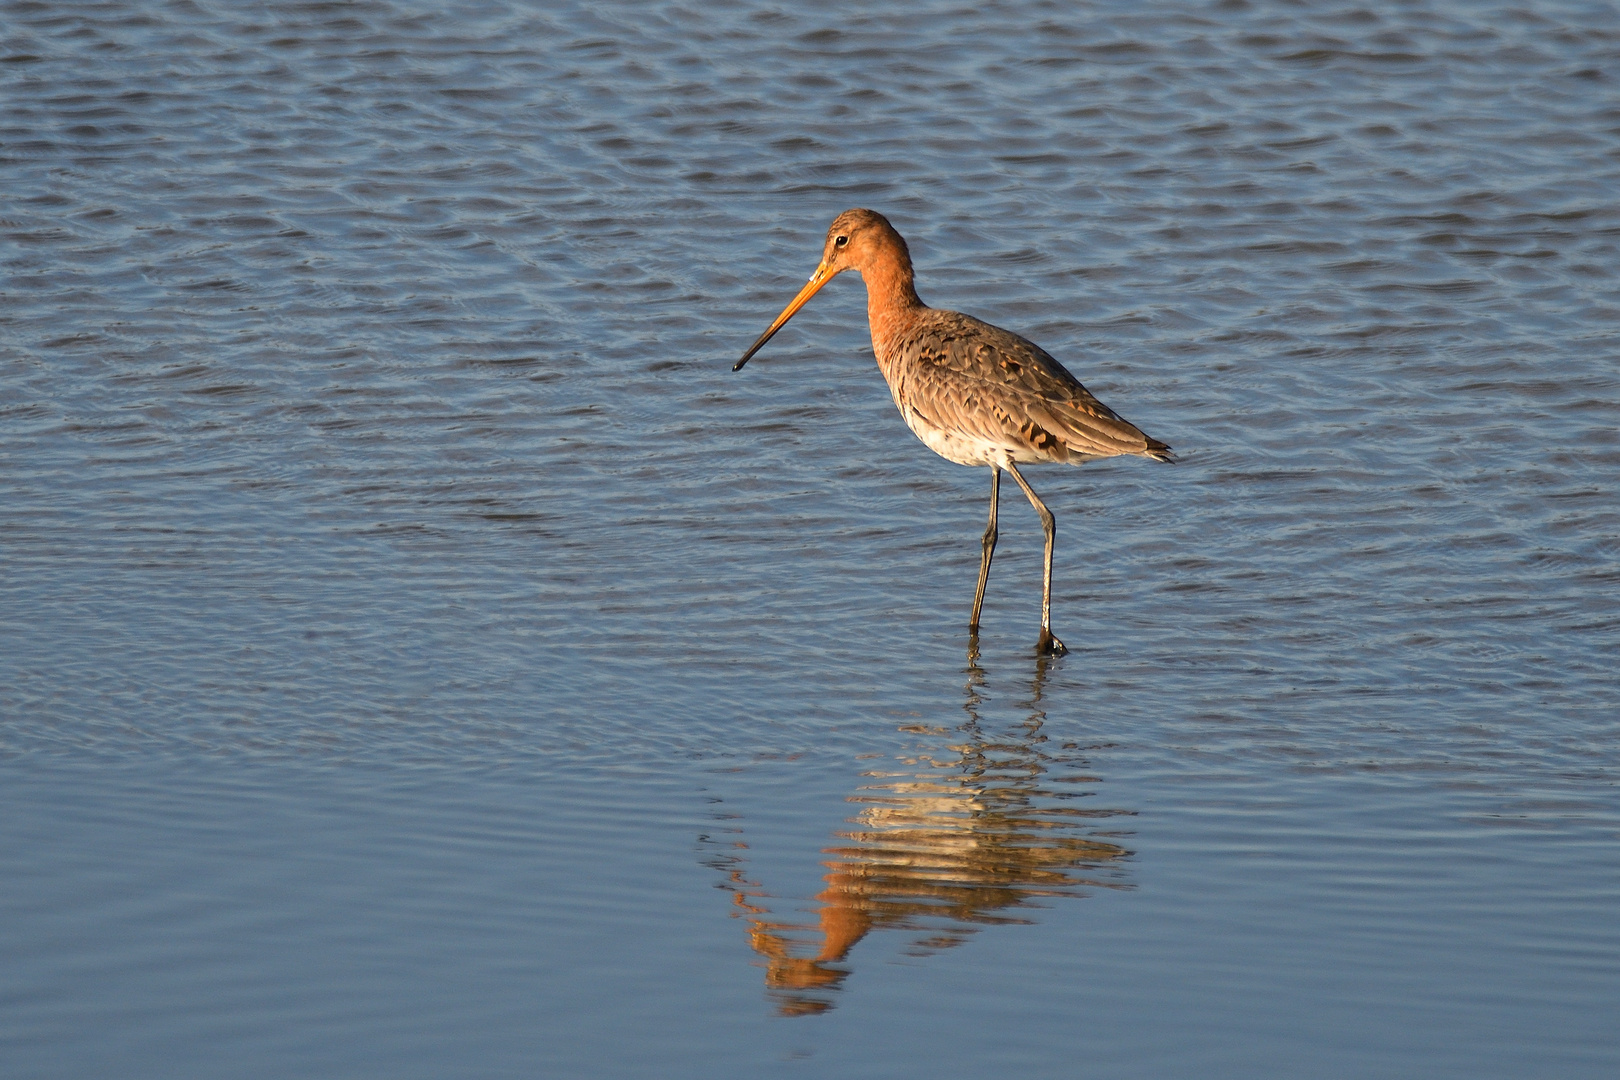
(970, 466, 999, 630)
(1005, 462, 1067, 655)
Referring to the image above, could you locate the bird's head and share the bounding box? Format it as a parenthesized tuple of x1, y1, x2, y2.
(734, 209, 910, 371)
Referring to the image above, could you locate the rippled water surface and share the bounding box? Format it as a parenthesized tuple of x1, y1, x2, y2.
(4, 1, 1618, 1076)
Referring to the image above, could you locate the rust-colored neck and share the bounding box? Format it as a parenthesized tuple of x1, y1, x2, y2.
(858, 235, 926, 363)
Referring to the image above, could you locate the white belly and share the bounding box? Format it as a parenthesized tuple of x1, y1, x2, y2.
(899, 401, 1040, 468)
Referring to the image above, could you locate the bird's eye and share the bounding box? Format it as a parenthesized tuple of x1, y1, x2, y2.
(834, 235, 849, 248)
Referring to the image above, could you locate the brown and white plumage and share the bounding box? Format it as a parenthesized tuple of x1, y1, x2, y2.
(735, 208, 1171, 654)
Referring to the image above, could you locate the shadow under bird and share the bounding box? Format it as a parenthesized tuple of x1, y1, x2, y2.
(734, 208, 1171, 655)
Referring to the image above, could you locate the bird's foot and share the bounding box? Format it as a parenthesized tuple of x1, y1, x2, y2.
(1036, 628, 1067, 656)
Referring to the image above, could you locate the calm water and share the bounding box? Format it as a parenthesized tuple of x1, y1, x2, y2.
(3, 0, 1618, 1075)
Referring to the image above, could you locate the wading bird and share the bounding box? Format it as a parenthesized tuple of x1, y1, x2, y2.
(734, 209, 1171, 655)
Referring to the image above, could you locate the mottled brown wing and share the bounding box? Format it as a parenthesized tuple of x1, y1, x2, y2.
(901, 311, 1162, 460)
(906, 311, 1114, 406)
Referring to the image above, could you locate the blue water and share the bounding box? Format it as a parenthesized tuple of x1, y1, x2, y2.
(3, 1, 1618, 1076)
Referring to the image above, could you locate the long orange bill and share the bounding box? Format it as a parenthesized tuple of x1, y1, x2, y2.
(733, 261, 836, 372)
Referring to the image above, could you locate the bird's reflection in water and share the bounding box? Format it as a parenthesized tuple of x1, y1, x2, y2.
(700, 643, 1135, 1016)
